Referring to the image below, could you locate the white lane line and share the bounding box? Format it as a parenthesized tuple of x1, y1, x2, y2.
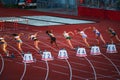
(94, 55, 120, 63)
(5, 58, 115, 80)
(20, 63, 26, 80)
(39, 31, 120, 76)
(23, 33, 72, 80)
(23, 43, 39, 53)
(84, 57, 97, 80)
(20, 29, 120, 79)
(33, 31, 97, 80)
(66, 59, 72, 80)
(40, 41, 72, 80)
(101, 54, 120, 75)
(81, 37, 120, 75)
(21, 33, 51, 80)
(45, 61, 49, 80)
(65, 35, 120, 78)
(34, 37, 73, 80)
(32, 66, 46, 70)
(23, 42, 49, 80)
(70, 60, 109, 71)
(75, 35, 120, 73)
(55, 35, 97, 80)
(0, 54, 4, 75)
(8, 44, 26, 80)
(40, 41, 58, 52)
(41, 39, 95, 80)
(52, 70, 87, 79)
(89, 74, 120, 80)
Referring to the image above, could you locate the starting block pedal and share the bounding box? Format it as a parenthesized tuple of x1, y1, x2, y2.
(41, 51, 53, 61)
(23, 52, 34, 63)
(76, 47, 87, 57)
(90, 46, 101, 55)
(58, 49, 68, 59)
(106, 44, 117, 53)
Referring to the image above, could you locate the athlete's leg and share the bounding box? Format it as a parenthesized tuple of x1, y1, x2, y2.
(2, 44, 9, 56)
(67, 39, 74, 49)
(34, 41, 40, 50)
(18, 43, 23, 52)
(83, 38, 90, 48)
(100, 35, 106, 44)
(115, 35, 120, 42)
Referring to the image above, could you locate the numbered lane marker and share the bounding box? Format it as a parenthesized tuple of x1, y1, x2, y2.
(76, 48, 87, 57)
(23, 53, 34, 63)
(41, 51, 53, 61)
(90, 46, 101, 55)
(106, 44, 117, 53)
(58, 49, 68, 59)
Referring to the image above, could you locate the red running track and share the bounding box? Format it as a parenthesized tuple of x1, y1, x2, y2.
(0, 7, 120, 80)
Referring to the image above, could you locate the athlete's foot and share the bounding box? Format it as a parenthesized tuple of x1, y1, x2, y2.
(87, 46, 91, 49)
(6, 53, 10, 57)
(39, 50, 43, 54)
(21, 53, 24, 56)
(71, 48, 76, 50)
(6, 53, 14, 58)
(105, 43, 108, 48)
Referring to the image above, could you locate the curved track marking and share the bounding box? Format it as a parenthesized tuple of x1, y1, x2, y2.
(0, 54, 4, 76)
(84, 57, 97, 80)
(16, 30, 51, 80)
(28, 30, 118, 79)
(25, 41, 73, 80)
(20, 63, 26, 80)
(74, 38, 120, 77)
(21, 29, 120, 79)
(40, 42, 73, 80)
(58, 40, 97, 79)
(23, 42, 49, 80)
(55, 35, 97, 79)
(40, 41, 58, 52)
(79, 36, 120, 75)
(101, 54, 120, 75)
(73, 36, 120, 76)
(66, 59, 72, 80)
(23, 43, 38, 52)
(8, 44, 26, 80)
(45, 61, 49, 80)
(34, 34, 72, 80)
(71, 39, 88, 47)
(36, 31, 96, 80)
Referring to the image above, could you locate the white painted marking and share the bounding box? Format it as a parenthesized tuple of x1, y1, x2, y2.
(0, 54, 4, 75)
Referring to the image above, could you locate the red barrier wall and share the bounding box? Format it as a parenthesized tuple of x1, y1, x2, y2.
(78, 6, 120, 21)
(106, 10, 120, 21)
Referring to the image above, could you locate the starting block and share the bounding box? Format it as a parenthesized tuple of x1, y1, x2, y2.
(41, 51, 53, 61)
(106, 44, 117, 53)
(58, 49, 68, 59)
(23, 52, 34, 63)
(90, 46, 101, 55)
(76, 47, 87, 57)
